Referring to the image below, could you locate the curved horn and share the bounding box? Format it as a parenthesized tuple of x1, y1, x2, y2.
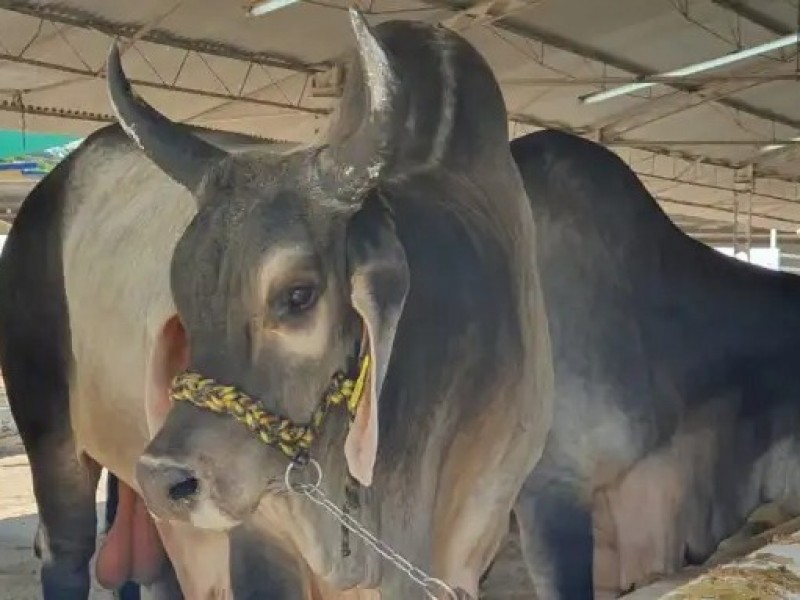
(315, 9, 399, 204)
(349, 8, 394, 122)
(106, 43, 227, 193)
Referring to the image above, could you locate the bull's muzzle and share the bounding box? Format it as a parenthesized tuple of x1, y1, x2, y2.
(135, 454, 238, 530)
(136, 456, 198, 516)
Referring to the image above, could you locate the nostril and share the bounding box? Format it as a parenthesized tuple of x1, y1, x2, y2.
(167, 471, 199, 502)
(136, 457, 204, 518)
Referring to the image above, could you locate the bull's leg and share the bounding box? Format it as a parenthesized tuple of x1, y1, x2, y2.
(23, 418, 102, 599)
(515, 465, 594, 600)
(0, 248, 101, 598)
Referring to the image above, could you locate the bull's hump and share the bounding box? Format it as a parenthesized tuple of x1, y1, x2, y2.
(372, 21, 512, 174)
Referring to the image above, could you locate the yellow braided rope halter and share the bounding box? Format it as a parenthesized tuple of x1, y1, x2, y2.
(169, 354, 371, 463)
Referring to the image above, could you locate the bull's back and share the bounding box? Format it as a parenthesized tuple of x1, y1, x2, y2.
(56, 126, 195, 476)
(512, 129, 800, 454)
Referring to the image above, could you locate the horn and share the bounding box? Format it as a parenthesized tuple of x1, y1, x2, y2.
(106, 43, 227, 193)
(314, 8, 399, 204)
(349, 8, 394, 122)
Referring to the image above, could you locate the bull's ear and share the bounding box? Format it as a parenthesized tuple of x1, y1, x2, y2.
(344, 199, 409, 487)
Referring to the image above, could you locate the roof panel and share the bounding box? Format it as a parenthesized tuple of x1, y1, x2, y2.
(728, 79, 800, 121)
(0, 0, 799, 237)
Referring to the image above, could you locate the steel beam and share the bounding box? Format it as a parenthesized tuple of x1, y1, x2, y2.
(440, 0, 535, 31)
(732, 163, 755, 253)
(499, 19, 800, 131)
(0, 97, 113, 123)
(656, 196, 798, 232)
(709, 0, 794, 36)
(593, 56, 800, 140)
(0, 50, 329, 116)
(685, 230, 777, 242)
(712, 0, 800, 166)
(0, 0, 326, 74)
(510, 116, 770, 173)
(615, 144, 800, 231)
(589, 0, 800, 140)
(423, 0, 800, 138)
(501, 73, 800, 86)
(606, 139, 800, 147)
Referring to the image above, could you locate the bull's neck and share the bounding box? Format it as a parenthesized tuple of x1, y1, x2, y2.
(359, 183, 538, 594)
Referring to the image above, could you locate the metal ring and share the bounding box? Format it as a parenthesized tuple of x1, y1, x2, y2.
(422, 577, 458, 600)
(284, 458, 323, 494)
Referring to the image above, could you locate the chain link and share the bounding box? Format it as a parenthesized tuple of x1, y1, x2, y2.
(285, 460, 470, 600)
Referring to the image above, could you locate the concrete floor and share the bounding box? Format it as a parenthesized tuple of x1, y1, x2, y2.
(0, 430, 116, 600)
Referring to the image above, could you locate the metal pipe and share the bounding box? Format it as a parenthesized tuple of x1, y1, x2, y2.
(581, 31, 800, 104)
(502, 74, 800, 86)
(607, 139, 800, 146)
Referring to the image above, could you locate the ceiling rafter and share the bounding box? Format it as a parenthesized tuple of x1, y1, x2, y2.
(511, 117, 800, 230)
(711, 0, 800, 167)
(591, 54, 800, 140)
(437, 0, 800, 204)
(0, 96, 114, 122)
(6, 0, 183, 101)
(656, 196, 798, 232)
(508, 112, 789, 178)
(0, 0, 799, 236)
(608, 139, 800, 146)
(0, 3, 337, 129)
(0, 0, 327, 74)
(3, 0, 796, 178)
(420, 0, 800, 153)
(0, 47, 330, 116)
(488, 8, 800, 131)
(709, 0, 794, 36)
(121, 0, 187, 49)
(501, 73, 800, 86)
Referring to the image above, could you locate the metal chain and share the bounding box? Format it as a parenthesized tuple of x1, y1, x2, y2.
(284, 460, 470, 600)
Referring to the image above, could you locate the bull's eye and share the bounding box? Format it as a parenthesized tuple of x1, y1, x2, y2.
(285, 285, 318, 314)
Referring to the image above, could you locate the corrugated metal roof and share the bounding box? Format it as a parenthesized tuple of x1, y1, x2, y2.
(0, 0, 797, 242)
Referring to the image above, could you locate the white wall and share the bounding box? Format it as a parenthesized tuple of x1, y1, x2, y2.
(713, 246, 781, 271)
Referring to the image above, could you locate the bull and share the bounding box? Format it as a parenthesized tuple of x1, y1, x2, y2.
(105, 128, 800, 600)
(510, 129, 800, 599)
(105, 116, 800, 600)
(0, 11, 552, 599)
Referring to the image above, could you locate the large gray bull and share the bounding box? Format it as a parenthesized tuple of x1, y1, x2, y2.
(112, 121, 800, 600)
(108, 131, 800, 600)
(509, 129, 800, 599)
(103, 125, 800, 600)
(0, 11, 552, 599)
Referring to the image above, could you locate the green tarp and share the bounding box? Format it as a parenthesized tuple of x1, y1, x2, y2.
(0, 129, 79, 160)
